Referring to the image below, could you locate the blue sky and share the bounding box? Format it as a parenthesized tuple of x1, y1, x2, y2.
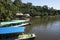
(12, 0, 60, 10)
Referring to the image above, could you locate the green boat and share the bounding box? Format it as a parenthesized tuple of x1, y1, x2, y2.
(17, 34, 36, 40)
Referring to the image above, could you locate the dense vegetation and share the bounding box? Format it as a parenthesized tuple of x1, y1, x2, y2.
(0, 0, 60, 21)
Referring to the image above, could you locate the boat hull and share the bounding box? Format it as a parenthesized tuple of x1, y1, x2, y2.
(20, 37, 35, 40)
(17, 34, 36, 40)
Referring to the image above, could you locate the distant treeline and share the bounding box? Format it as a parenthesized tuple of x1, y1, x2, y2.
(0, 0, 60, 21)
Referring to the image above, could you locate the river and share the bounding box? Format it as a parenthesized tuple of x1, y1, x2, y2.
(25, 16, 60, 40)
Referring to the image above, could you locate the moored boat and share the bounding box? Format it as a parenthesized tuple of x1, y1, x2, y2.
(17, 34, 36, 40)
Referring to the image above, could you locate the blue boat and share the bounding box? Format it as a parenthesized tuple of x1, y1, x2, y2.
(0, 26, 25, 34)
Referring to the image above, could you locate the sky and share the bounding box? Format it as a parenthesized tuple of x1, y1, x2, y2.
(12, 0, 60, 10)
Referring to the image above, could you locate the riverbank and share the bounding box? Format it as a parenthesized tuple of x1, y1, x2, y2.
(34, 15, 60, 18)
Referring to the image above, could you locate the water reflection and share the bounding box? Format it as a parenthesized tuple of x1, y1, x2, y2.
(25, 17, 60, 40)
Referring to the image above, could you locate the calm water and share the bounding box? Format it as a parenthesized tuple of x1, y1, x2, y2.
(25, 17, 60, 40)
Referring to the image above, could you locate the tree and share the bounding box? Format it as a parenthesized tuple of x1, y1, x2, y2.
(0, 0, 60, 22)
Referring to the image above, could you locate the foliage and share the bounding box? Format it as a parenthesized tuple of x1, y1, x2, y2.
(0, 0, 60, 22)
